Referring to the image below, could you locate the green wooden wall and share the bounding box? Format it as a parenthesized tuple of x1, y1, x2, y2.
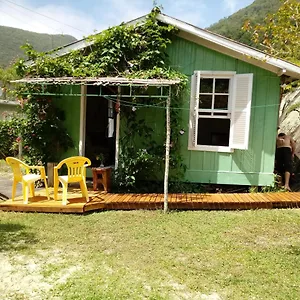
(53, 86, 81, 159)
(166, 37, 280, 186)
(0, 101, 18, 120)
(55, 37, 280, 186)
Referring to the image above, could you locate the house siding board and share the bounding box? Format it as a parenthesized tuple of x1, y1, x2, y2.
(167, 37, 280, 186)
(53, 86, 81, 159)
(0, 103, 18, 120)
(119, 105, 165, 164)
(262, 76, 280, 173)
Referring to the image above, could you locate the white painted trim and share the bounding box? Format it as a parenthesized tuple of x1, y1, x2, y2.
(188, 71, 235, 152)
(157, 14, 300, 80)
(115, 113, 120, 169)
(26, 13, 300, 80)
(199, 71, 236, 77)
(163, 89, 171, 212)
(79, 85, 87, 156)
(193, 71, 201, 147)
(188, 145, 234, 153)
(115, 88, 121, 169)
(229, 73, 253, 150)
(188, 73, 196, 149)
(198, 114, 231, 119)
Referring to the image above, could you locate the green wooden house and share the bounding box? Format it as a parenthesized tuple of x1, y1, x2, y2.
(16, 13, 300, 187)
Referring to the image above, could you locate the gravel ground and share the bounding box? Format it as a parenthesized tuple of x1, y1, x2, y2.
(0, 176, 22, 199)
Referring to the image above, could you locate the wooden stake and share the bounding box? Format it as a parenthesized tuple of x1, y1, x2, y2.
(115, 86, 121, 169)
(164, 87, 171, 213)
(79, 84, 87, 156)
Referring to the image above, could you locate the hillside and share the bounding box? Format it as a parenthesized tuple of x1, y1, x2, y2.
(0, 26, 76, 67)
(207, 0, 282, 45)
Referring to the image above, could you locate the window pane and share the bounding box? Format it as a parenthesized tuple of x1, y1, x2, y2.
(215, 78, 229, 93)
(197, 118, 230, 146)
(199, 112, 211, 116)
(213, 112, 229, 117)
(200, 78, 213, 93)
(214, 95, 228, 109)
(199, 95, 212, 109)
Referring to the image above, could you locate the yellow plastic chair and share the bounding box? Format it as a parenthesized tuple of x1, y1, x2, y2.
(6, 157, 50, 204)
(54, 156, 91, 205)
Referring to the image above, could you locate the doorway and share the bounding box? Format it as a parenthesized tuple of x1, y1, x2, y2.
(84, 85, 116, 167)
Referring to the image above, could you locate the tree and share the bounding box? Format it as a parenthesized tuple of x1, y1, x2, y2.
(0, 66, 18, 99)
(243, 0, 300, 66)
(243, 0, 300, 157)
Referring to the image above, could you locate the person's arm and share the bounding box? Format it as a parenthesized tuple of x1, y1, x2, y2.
(290, 137, 296, 158)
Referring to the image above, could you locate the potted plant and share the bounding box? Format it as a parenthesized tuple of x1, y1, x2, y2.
(96, 153, 105, 167)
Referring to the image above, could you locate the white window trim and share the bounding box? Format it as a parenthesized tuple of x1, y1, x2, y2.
(188, 71, 236, 153)
(191, 145, 234, 153)
(189, 71, 253, 152)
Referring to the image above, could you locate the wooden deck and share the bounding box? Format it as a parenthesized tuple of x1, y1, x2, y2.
(0, 187, 300, 213)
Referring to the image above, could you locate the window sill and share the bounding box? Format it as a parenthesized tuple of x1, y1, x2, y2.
(188, 145, 234, 153)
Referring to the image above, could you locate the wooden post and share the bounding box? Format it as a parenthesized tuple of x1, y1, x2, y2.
(164, 87, 171, 213)
(18, 138, 22, 160)
(79, 84, 87, 156)
(47, 162, 57, 187)
(115, 86, 121, 170)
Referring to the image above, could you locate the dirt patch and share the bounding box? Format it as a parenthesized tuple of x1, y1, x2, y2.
(162, 278, 222, 300)
(0, 249, 81, 299)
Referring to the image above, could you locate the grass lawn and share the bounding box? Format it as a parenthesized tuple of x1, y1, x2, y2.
(0, 209, 300, 299)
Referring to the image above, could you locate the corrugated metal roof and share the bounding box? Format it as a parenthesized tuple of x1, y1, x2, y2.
(31, 12, 300, 80)
(11, 77, 181, 86)
(157, 14, 300, 80)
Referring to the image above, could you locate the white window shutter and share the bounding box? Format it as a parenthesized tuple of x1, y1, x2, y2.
(188, 71, 200, 149)
(229, 74, 253, 150)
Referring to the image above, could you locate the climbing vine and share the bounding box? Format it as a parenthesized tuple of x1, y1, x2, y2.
(114, 85, 187, 192)
(15, 9, 181, 79)
(11, 8, 187, 189)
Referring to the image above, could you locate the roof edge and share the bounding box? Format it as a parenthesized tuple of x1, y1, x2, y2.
(156, 13, 300, 80)
(24, 12, 300, 80)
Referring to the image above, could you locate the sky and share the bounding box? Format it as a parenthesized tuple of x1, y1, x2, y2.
(0, 0, 255, 39)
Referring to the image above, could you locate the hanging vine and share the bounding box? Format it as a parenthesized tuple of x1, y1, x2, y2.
(11, 8, 188, 189)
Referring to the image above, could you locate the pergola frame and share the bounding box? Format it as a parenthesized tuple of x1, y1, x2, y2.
(12, 77, 181, 212)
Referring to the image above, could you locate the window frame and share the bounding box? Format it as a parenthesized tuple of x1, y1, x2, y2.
(189, 71, 236, 153)
(189, 71, 253, 152)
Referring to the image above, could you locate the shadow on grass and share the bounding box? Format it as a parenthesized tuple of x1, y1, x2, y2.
(288, 245, 300, 256)
(0, 223, 38, 252)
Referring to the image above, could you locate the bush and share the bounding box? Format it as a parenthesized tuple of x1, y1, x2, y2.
(0, 117, 21, 159)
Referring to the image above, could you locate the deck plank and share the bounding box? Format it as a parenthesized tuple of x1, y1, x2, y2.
(1, 188, 300, 213)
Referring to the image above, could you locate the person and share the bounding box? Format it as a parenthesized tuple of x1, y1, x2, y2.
(275, 132, 296, 191)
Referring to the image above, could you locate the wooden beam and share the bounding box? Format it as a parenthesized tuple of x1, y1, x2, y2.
(164, 87, 171, 213)
(79, 84, 87, 156)
(115, 87, 121, 169)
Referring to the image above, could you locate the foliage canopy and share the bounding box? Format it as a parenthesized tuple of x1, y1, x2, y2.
(243, 0, 300, 66)
(208, 0, 282, 46)
(15, 10, 185, 83)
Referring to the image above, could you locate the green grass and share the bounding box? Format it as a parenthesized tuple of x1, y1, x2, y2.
(1, 210, 300, 299)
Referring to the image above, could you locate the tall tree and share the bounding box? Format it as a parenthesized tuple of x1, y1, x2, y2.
(244, 0, 300, 153)
(243, 0, 300, 66)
